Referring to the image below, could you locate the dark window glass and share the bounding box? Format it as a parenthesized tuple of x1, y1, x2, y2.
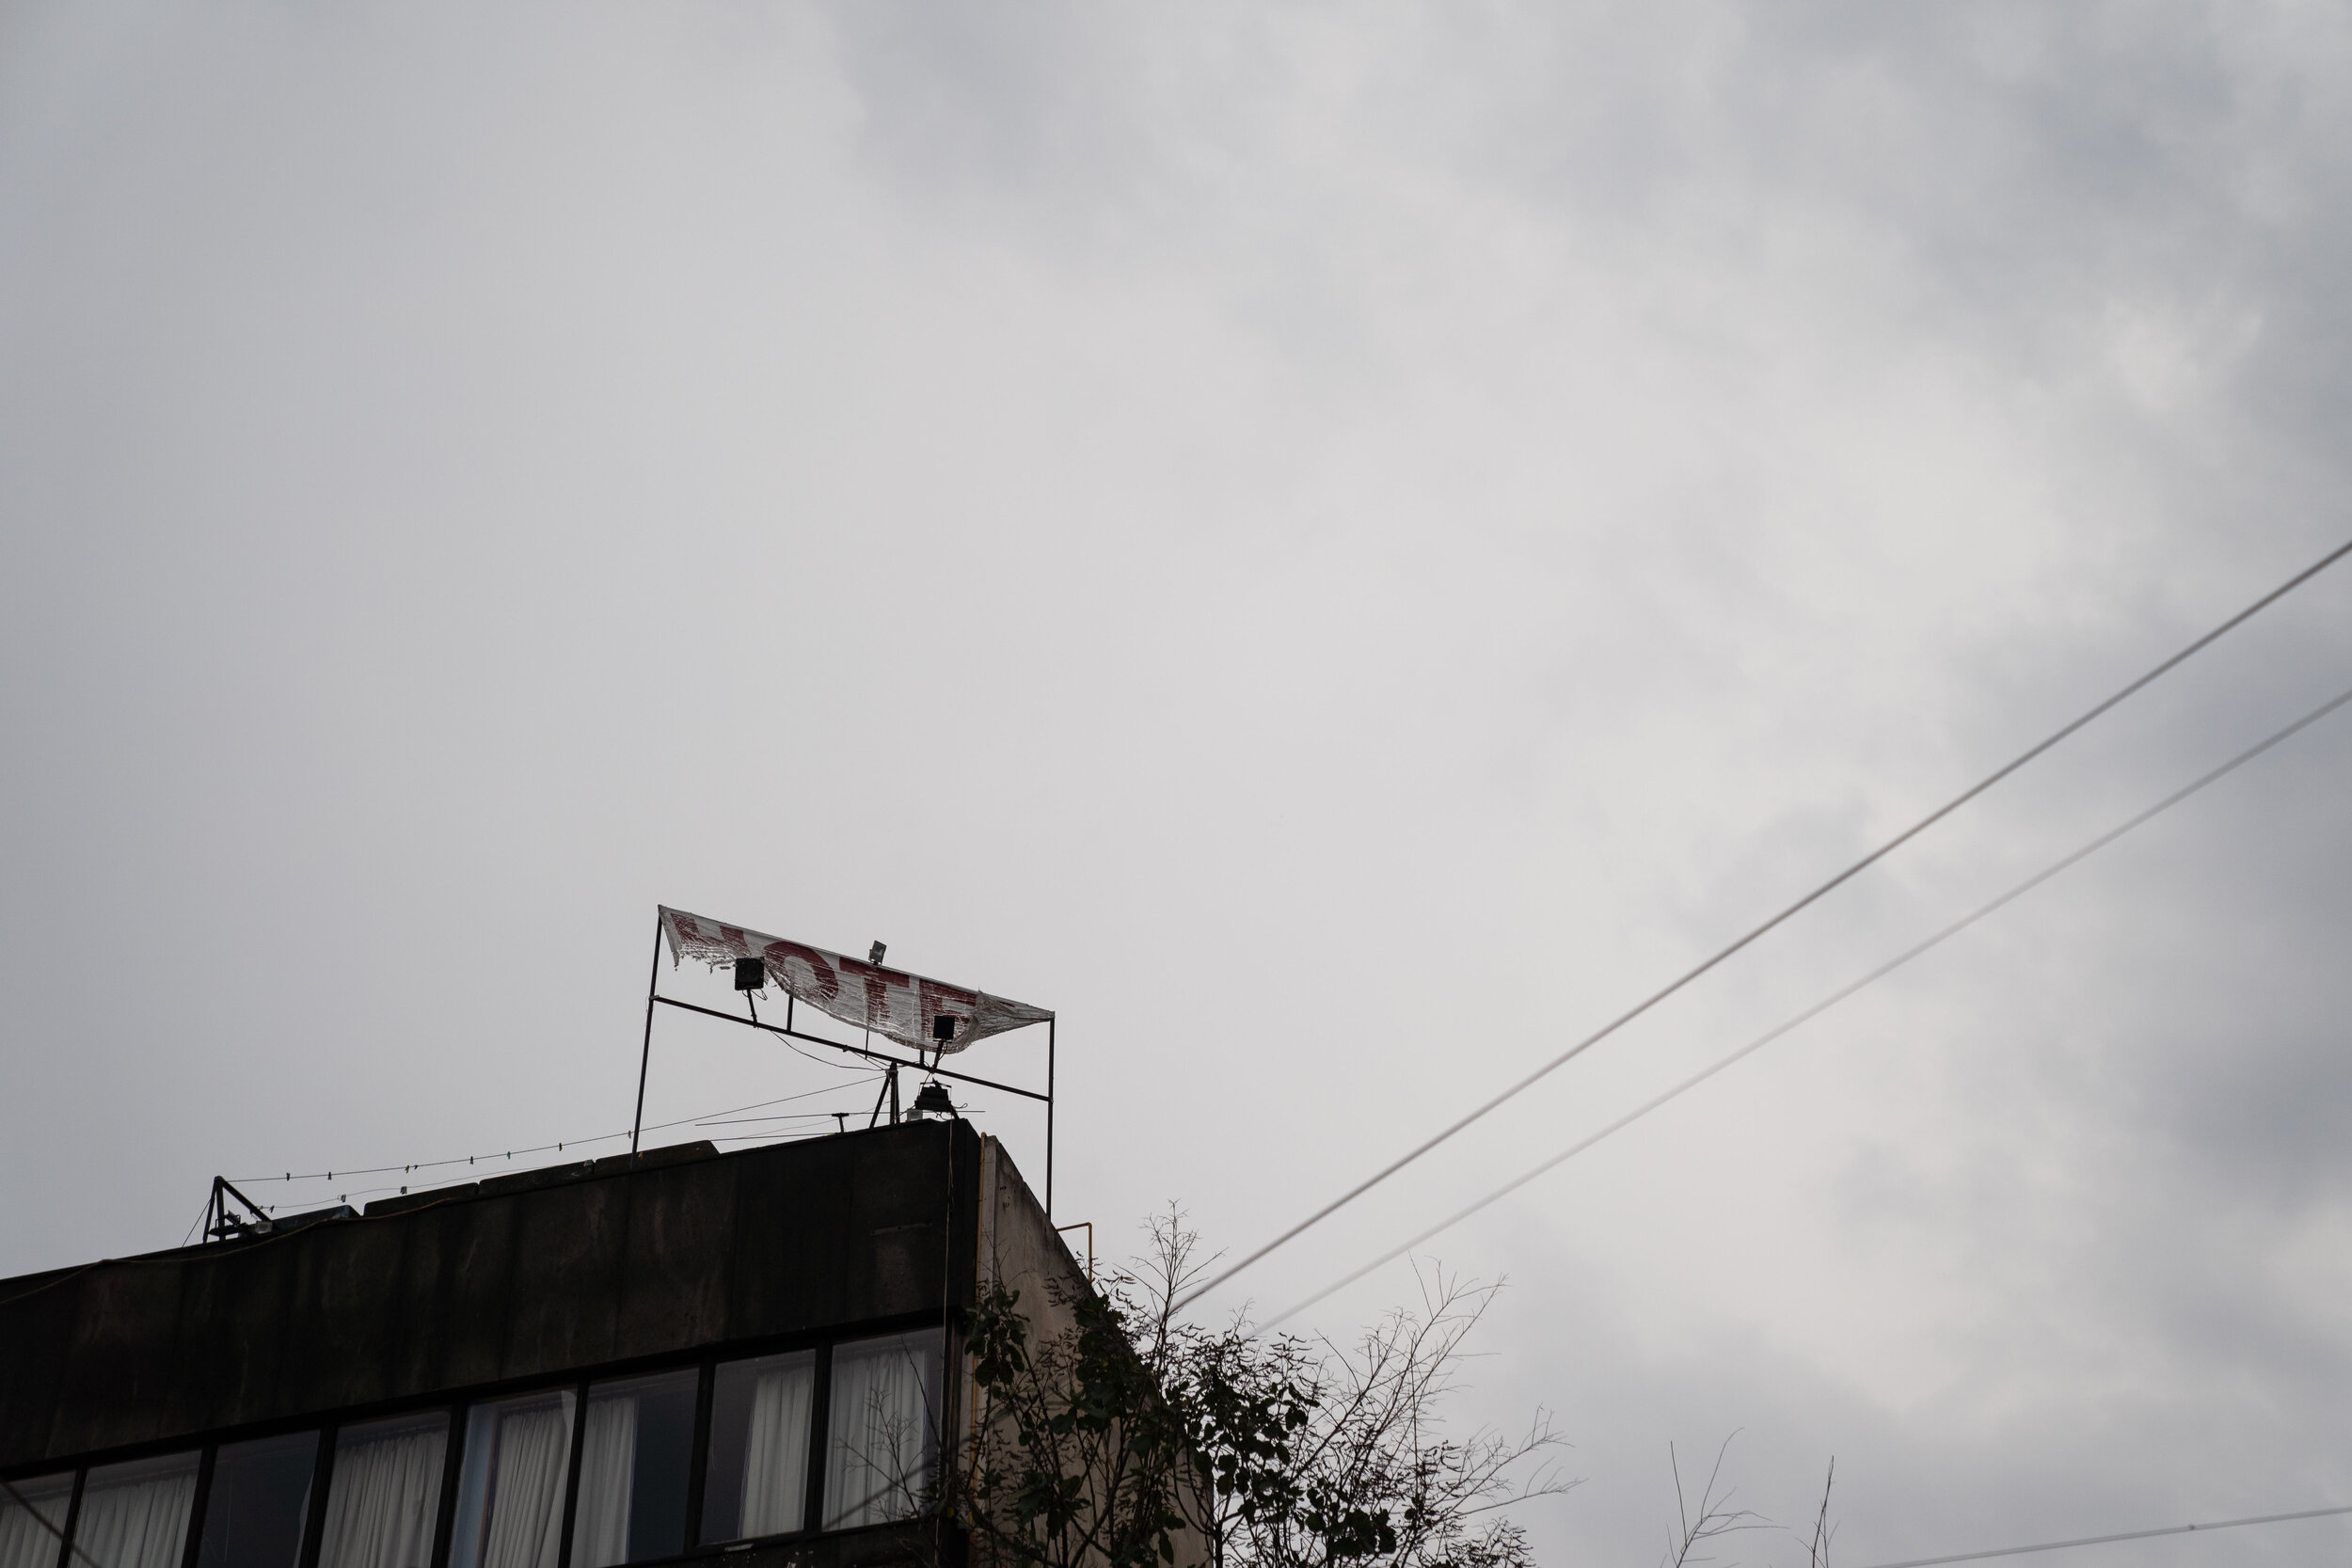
(0, 1472, 73, 1568)
(198, 1433, 319, 1568)
(699, 1351, 815, 1544)
(572, 1370, 697, 1567)
(317, 1411, 449, 1568)
(74, 1451, 201, 1568)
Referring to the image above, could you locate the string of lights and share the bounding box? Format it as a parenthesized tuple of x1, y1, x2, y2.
(309, 1125, 855, 1206)
(218, 1071, 884, 1212)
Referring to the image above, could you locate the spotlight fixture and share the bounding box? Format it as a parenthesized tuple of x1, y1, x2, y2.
(868, 941, 887, 965)
(733, 957, 766, 991)
(932, 1014, 958, 1045)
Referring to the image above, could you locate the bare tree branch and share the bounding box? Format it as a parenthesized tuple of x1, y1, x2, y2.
(1658, 1434, 1768, 1568)
(946, 1216, 1574, 1568)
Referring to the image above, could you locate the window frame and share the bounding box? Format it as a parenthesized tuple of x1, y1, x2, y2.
(187, 1427, 320, 1568)
(0, 1313, 957, 1568)
(448, 1389, 576, 1568)
(818, 1330, 946, 1533)
(314, 1407, 455, 1568)
(68, 1444, 206, 1568)
(569, 1366, 701, 1568)
(0, 1465, 79, 1568)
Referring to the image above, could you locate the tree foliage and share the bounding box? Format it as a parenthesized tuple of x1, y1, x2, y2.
(950, 1214, 1570, 1568)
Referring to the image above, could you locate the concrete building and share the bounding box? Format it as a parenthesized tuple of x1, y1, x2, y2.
(0, 1120, 1082, 1568)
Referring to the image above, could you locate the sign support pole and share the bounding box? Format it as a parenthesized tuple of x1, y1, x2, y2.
(630, 914, 661, 1166)
(1046, 1015, 1057, 1220)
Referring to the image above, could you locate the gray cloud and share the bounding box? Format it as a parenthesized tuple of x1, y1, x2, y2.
(6, 4, 2352, 1564)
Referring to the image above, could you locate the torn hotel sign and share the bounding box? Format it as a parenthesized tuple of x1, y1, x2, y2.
(659, 906, 1053, 1055)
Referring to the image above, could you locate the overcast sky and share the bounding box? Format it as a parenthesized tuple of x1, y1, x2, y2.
(6, 4, 2352, 1564)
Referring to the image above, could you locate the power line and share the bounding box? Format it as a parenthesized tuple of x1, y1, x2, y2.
(1175, 536, 2352, 1312)
(179, 1187, 215, 1250)
(1260, 681, 2352, 1328)
(690, 1112, 865, 1127)
(1851, 1502, 2352, 1568)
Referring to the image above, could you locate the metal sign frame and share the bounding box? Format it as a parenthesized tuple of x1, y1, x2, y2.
(627, 912, 1059, 1214)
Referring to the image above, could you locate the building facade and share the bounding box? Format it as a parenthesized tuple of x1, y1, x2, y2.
(0, 1121, 1078, 1568)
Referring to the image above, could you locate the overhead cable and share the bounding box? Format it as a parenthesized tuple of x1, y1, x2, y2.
(1176, 536, 2352, 1311)
(1851, 1502, 2352, 1568)
(1263, 681, 2352, 1328)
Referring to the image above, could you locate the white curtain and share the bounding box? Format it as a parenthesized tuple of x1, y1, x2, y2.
(317, 1417, 447, 1568)
(474, 1404, 568, 1568)
(823, 1335, 938, 1528)
(74, 1455, 199, 1568)
(739, 1362, 812, 1538)
(0, 1475, 72, 1568)
(570, 1397, 636, 1568)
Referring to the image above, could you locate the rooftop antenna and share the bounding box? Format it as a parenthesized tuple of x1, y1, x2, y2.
(869, 1061, 902, 1128)
(205, 1176, 273, 1243)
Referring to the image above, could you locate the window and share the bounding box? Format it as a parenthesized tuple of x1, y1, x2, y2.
(316, 1413, 448, 1568)
(700, 1352, 815, 1544)
(12, 1323, 960, 1568)
(822, 1333, 940, 1529)
(0, 1474, 72, 1568)
(73, 1451, 200, 1568)
(450, 1392, 574, 1568)
(571, 1371, 696, 1568)
(198, 1432, 319, 1568)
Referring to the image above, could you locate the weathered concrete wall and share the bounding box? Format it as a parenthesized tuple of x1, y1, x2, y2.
(962, 1142, 1213, 1568)
(974, 1135, 1090, 1344)
(0, 1121, 982, 1470)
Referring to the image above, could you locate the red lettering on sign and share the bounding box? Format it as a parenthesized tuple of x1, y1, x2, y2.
(763, 940, 841, 1001)
(918, 978, 979, 1045)
(837, 956, 913, 1031)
